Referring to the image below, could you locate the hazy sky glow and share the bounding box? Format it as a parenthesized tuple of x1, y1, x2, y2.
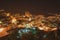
(0, 0, 60, 14)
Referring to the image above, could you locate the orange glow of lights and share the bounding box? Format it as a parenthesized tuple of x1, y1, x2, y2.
(0, 28, 4, 32)
(6, 13, 10, 16)
(51, 28, 57, 31)
(11, 18, 17, 24)
(38, 27, 44, 30)
(0, 21, 2, 24)
(0, 27, 9, 37)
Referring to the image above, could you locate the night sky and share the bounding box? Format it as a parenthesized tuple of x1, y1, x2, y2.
(0, 0, 60, 15)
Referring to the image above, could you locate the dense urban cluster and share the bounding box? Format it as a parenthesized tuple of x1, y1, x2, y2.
(0, 11, 60, 40)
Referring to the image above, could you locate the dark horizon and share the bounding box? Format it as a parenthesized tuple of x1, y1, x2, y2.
(0, 0, 60, 15)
